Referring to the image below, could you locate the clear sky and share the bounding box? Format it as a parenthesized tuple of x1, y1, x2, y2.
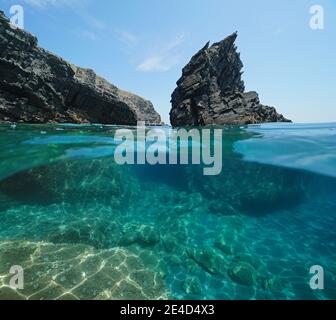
(1, 0, 335, 124)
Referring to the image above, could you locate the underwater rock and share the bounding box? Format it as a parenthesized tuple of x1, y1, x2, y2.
(0, 200, 130, 250)
(214, 235, 233, 255)
(0, 12, 161, 125)
(159, 218, 189, 253)
(47, 219, 121, 249)
(180, 193, 204, 213)
(137, 250, 163, 271)
(167, 254, 183, 266)
(232, 254, 263, 270)
(120, 223, 160, 247)
(0, 240, 168, 300)
(162, 235, 180, 253)
(0, 159, 137, 206)
(0, 192, 18, 212)
(228, 262, 257, 286)
(182, 276, 202, 295)
(170, 32, 290, 126)
(49, 224, 92, 245)
(209, 202, 237, 216)
(187, 158, 306, 215)
(258, 275, 283, 294)
(187, 247, 229, 277)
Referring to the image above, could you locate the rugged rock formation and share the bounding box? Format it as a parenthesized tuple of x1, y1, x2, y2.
(187, 157, 307, 216)
(170, 32, 290, 126)
(0, 12, 161, 125)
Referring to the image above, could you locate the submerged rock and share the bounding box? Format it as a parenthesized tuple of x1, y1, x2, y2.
(120, 223, 160, 247)
(187, 247, 229, 277)
(47, 219, 121, 249)
(0, 13, 161, 125)
(228, 262, 257, 287)
(187, 158, 306, 216)
(170, 32, 290, 126)
(209, 202, 238, 216)
(258, 275, 283, 294)
(0, 159, 137, 206)
(232, 254, 263, 270)
(182, 276, 202, 295)
(0, 240, 168, 300)
(214, 235, 233, 255)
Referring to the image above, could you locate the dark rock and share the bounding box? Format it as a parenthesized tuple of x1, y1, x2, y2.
(187, 247, 229, 276)
(209, 201, 237, 216)
(170, 32, 291, 126)
(228, 262, 257, 286)
(47, 219, 120, 249)
(232, 254, 263, 270)
(187, 158, 306, 216)
(120, 223, 160, 247)
(258, 275, 283, 293)
(0, 12, 161, 125)
(214, 235, 233, 255)
(182, 276, 202, 295)
(0, 159, 135, 206)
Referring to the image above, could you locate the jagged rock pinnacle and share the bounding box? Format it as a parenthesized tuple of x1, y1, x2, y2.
(170, 33, 290, 126)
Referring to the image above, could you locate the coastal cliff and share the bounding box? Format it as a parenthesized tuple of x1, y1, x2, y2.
(0, 12, 161, 125)
(170, 32, 290, 126)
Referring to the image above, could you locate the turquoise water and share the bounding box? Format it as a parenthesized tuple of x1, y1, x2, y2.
(0, 123, 336, 300)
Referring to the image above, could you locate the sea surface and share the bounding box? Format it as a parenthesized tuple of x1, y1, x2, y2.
(0, 122, 336, 300)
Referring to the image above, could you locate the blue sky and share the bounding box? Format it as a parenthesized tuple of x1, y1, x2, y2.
(1, 0, 335, 124)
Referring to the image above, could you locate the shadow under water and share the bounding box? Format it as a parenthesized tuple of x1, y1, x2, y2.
(0, 123, 336, 300)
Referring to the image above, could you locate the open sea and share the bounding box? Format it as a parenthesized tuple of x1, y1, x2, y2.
(0, 122, 335, 300)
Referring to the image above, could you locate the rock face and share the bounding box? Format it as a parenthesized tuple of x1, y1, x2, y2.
(170, 32, 290, 126)
(0, 12, 161, 125)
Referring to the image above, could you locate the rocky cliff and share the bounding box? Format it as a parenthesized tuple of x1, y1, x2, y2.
(170, 33, 290, 126)
(0, 12, 161, 125)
